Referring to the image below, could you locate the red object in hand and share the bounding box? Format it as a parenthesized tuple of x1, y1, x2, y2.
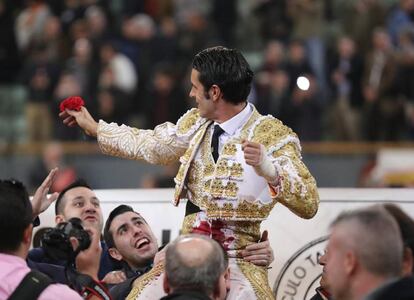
(59, 96, 85, 112)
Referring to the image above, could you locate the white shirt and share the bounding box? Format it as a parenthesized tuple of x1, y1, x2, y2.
(213, 102, 253, 154)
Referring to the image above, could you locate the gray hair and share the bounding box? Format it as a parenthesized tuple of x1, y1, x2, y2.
(331, 206, 403, 277)
(165, 234, 228, 295)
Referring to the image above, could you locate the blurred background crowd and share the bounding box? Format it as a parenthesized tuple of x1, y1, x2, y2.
(3, 0, 414, 190)
(4, 0, 414, 142)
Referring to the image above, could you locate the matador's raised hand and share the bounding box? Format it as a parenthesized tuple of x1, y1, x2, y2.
(59, 106, 99, 137)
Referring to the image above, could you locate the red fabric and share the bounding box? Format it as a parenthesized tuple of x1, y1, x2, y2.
(191, 219, 235, 251)
(59, 96, 85, 112)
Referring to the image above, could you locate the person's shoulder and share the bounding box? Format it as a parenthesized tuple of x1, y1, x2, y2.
(110, 275, 139, 300)
(160, 290, 212, 300)
(39, 283, 82, 300)
(371, 276, 414, 300)
(247, 112, 300, 151)
(175, 108, 207, 137)
(27, 259, 68, 284)
(28, 247, 47, 262)
(99, 241, 123, 278)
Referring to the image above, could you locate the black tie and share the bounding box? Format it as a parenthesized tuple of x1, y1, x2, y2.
(211, 125, 224, 162)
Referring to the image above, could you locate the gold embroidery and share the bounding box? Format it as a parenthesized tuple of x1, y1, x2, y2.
(216, 160, 228, 177)
(204, 163, 215, 176)
(176, 109, 200, 135)
(181, 213, 197, 234)
(97, 121, 187, 166)
(126, 263, 164, 300)
(211, 179, 225, 198)
(173, 121, 211, 205)
(231, 220, 274, 299)
(206, 198, 278, 220)
(250, 117, 291, 149)
(230, 162, 243, 179)
(203, 180, 212, 193)
(175, 106, 319, 221)
(224, 182, 238, 198)
(271, 144, 319, 219)
(233, 221, 261, 252)
(237, 259, 275, 300)
(222, 143, 237, 156)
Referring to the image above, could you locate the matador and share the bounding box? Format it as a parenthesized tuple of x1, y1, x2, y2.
(61, 46, 319, 299)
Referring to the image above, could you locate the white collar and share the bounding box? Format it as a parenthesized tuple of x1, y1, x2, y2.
(214, 102, 252, 135)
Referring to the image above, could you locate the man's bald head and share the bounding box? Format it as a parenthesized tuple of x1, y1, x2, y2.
(175, 237, 215, 267)
(164, 234, 228, 297)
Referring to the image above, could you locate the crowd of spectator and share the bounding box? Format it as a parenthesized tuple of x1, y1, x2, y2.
(3, 0, 414, 142)
(1, 169, 414, 299)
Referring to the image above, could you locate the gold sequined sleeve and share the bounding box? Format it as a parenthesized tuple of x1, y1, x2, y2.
(250, 116, 319, 219)
(270, 141, 319, 219)
(97, 121, 190, 165)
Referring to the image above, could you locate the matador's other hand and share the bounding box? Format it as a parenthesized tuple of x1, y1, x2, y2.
(59, 106, 98, 137)
(242, 139, 278, 183)
(241, 139, 263, 167)
(242, 230, 274, 267)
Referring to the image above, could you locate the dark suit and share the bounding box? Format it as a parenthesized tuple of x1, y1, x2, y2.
(365, 276, 414, 300)
(160, 290, 212, 300)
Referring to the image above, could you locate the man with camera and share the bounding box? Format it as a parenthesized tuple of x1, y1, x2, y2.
(0, 177, 110, 299)
(29, 178, 123, 283)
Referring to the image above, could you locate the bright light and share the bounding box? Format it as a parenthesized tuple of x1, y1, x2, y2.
(296, 76, 310, 91)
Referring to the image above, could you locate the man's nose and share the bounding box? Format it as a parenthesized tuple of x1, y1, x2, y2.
(319, 253, 327, 266)
(132, 224, 143, 236)
(84, 202, 96, 213)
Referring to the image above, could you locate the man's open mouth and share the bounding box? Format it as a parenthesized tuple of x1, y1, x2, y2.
(135, 238, 150, 249)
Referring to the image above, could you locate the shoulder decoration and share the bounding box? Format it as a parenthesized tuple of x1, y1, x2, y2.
(176, 108, 207, 138)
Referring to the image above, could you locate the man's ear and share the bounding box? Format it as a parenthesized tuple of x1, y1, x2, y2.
(213, 267, 231, 299)
(108, 247, 123, 261)
(224, 267, 231, 291)
(163, 273, 170, 294)
(23, 224, 33, 246)
(344, 251, 357, 275)
(55, 214, 66, 224)
(210, 84, 221, 102)
(401, 247, 413, 276)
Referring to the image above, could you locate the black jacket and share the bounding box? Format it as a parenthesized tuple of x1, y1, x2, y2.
(160, 290, 211, 300)
(366, 276, 414, 300)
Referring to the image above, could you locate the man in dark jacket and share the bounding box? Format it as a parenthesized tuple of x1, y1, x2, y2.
(29, 178, 120, 283)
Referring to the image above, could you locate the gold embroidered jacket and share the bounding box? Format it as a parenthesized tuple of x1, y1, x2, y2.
(97, 106, 319, 221)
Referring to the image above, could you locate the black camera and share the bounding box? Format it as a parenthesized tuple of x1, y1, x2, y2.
(41, 217, 91, 263)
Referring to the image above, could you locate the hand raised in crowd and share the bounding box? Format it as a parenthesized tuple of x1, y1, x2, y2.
(31, 167, 59, 219)
(153, 247, 166, 266)
(102, 270, 126, 285)
(59, 107, 99, 137)
(242, 230, 274, 267)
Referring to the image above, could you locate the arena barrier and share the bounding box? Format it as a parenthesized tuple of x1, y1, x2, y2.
(34, 188, 414, 300)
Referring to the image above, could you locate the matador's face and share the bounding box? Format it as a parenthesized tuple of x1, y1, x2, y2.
(189, 69, 215, 120)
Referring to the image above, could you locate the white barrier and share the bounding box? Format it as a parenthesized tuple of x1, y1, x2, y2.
(34, 188, 414, 300)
